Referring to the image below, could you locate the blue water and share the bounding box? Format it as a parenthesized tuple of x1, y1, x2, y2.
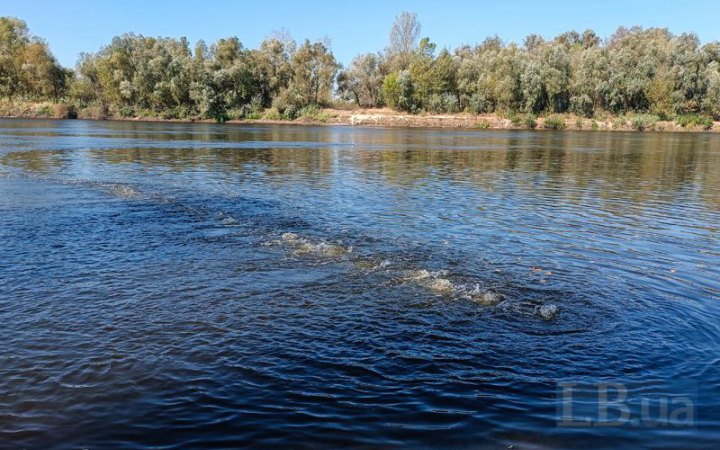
(1, 119, 719, 449)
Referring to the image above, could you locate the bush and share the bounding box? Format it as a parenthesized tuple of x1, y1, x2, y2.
(159, 108, 177, 120)
(543, 115, 566, 130)
(118, 106, 135, 118)
(591, 121, 600, 130)
(474, 120, 490, 129)
(395, 71, 418, 113)
(570, 94, 594, 118)
(676, 114, 713, 130)
(262, 108, 282, 120)
(427, 93, 460, 113)
(523, 113, 538, 129)
(35, 105, 53, 117)
(382, 73, 401, 109)
(81, 103, 109, 120)
(612, 117, 627, 130)
(508, 112, 522, 127)
(53, 103, 77, 119)
(630, 114, 659, 131)
(468, 93, 488, 114)
(282, 104, 298, 120)
(231, 95, 264, 120)
(271, 88, 306, 120)
(296, 105, 330, 122)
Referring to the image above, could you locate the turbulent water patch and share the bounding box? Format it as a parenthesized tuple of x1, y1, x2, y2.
(279, 232, 354, 257)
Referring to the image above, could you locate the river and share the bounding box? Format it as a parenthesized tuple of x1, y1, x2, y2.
(1, 119, 719, 449)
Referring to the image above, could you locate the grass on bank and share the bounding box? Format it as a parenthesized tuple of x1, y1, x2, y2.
(1, 99, 717, 132)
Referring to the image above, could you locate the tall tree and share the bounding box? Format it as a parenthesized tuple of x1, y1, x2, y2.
(388, 11, 421, 71)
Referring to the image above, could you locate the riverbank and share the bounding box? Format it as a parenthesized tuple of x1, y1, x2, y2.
(2, 100, 719, 132)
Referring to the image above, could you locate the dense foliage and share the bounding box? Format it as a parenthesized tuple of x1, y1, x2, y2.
(2, 13, 720, 120)
(0, 18, 71, 100)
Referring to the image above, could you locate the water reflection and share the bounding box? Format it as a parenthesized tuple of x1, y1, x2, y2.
(1, 119, 719, 449)
(2, 120, 719, 207)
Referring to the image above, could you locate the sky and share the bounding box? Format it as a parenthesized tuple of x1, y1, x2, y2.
(4, 0, 720, 68)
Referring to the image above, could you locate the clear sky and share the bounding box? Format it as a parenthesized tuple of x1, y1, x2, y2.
(4, 0, 720, 68)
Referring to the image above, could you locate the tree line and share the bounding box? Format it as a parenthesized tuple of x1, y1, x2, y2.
(2, 13, 720, 121)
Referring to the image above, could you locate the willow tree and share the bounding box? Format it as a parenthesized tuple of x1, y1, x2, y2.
(287, 39, 338, 106)
(0, 17, 69, 99)
(337, 52, 384, 107)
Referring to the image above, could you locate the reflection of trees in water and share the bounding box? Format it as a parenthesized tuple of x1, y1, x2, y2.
(0, 150, 67, 174)
(23, 124, 719, 211)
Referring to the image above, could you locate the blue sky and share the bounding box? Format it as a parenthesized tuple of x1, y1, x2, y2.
(4, 0, 720, 68)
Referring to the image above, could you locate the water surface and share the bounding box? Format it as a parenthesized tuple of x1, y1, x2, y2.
(1, 119, 719, 449)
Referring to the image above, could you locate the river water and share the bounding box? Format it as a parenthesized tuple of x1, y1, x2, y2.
(1, 119, 718, 449)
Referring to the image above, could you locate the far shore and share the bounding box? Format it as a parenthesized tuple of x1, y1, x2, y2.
(2, 104, 719, 133)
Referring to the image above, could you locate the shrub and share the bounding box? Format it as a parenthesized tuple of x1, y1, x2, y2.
(395, 71, 418, 113)
(382, 73, 401, 109)
(630, 114, 659, 131)
(468, 93, 488, 114)
(272, 87, 302, 119)
(570, 94, 594, 118)
(118, 106, 135, 118)
(225, 108, 243, 120)
(262, 108, 282, 120)
(35, 104, 53, 117)
(427, 93, 460, 113)
(523, 113, 538, 129)
(543, 115, 566, 130)
(53, 103, 77, 119)
(214, 112, 229, 123)
(474, 120, 491, 129)
(591, 121, 600, 131)
(282, 104, 298, 120)
(81, 103, 109, 120)
(676, 114, 713, 130)
(160, 108, 177, 120)
(612, 117, 627, 130)
(231, 95, 264, 120)
(298, 104, 319, 117)
(297, 105, 330, 122)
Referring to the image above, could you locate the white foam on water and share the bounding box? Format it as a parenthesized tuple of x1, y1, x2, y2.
(399, 269, 455, 295)
(281, 232, 299, 242)
(279, 232, 353, 257)
(107, 184, 140, 199)
(462, 285, 504, 306)
(403, 269, 449, 281)
(223, 217, 238, 226)
(353, 258, 393, 272)
(538, 304, 560, 321)
(428, 278, 453, 293)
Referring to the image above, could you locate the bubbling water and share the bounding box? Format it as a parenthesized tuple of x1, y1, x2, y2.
(280, 232, 353, 257)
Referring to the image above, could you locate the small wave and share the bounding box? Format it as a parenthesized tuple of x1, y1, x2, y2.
(67, 180, 143, 199)
(400, 269, 454, 294)
(402, 269, 449, 281)
(353, 258, 393, 272)
(428, 278, 453, 293)
(279, 232, 353, 257)
(276, 234, 563, 321)
(107, 184, 141, 198)
(538, 304, 560, 321)
(216, 212, 239, 226)
(460, 284, 504, 306)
